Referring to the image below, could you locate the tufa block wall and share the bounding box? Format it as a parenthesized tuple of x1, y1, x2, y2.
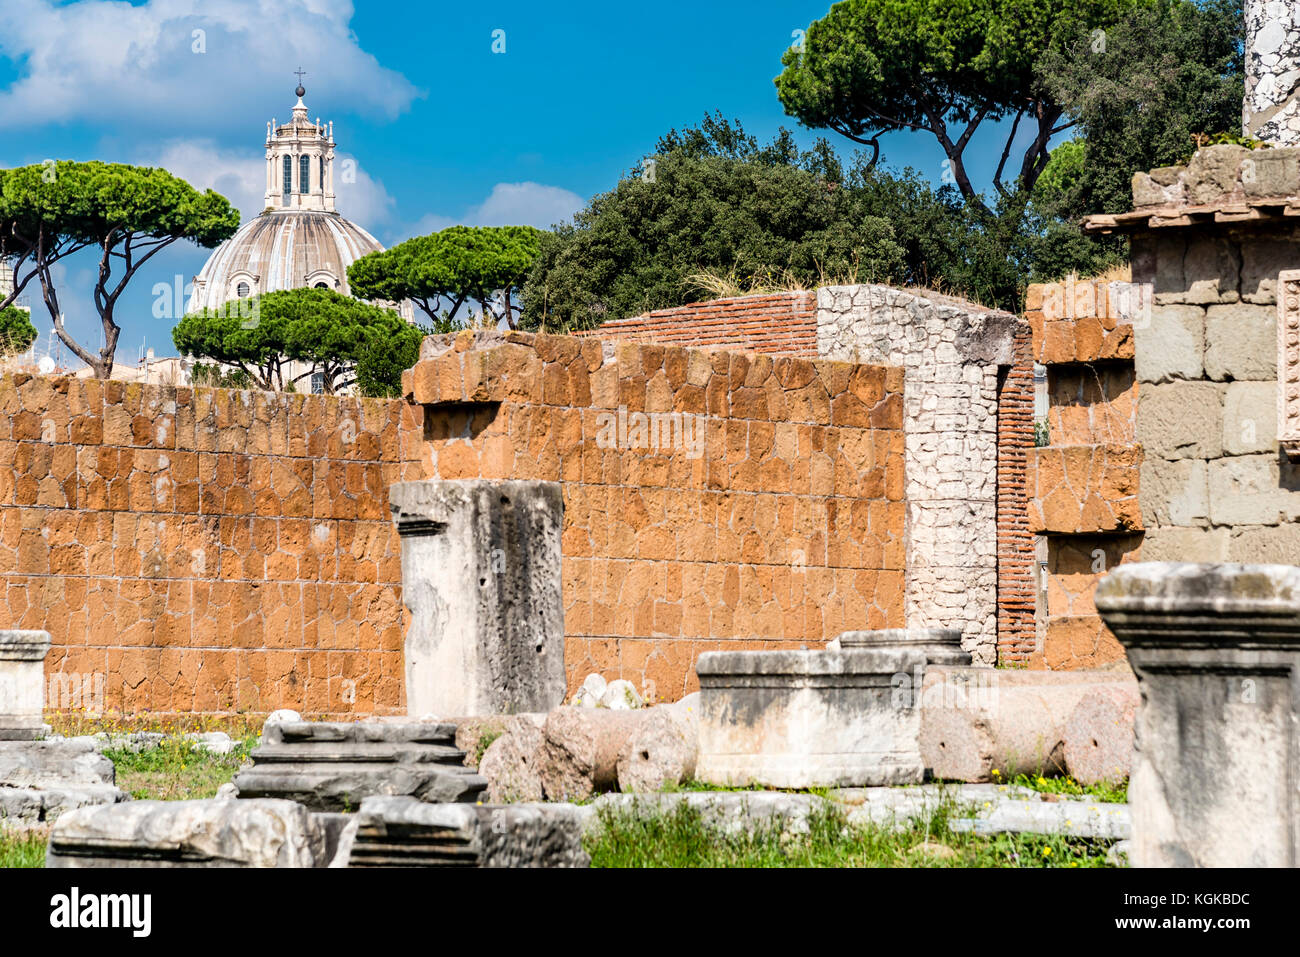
(402, 329, 907, 701)
(1025, 278, 1144, 669)
(0, 373, 423, 717)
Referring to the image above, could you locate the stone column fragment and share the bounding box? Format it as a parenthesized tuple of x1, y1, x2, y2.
(695, 649, 926, 789)
(1097, 561, 1300, 867)
(0, 630, 51, 741)
(390, 480, 565, 717)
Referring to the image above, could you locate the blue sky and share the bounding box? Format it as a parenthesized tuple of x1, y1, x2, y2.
(0, 0, 1041, 366)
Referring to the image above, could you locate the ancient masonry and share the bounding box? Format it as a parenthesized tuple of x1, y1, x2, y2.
(1089, 143, 1300, 564)
(597, 283, 1028, 666)
(1026, 278, 1143, 669)
(404, 328, 908, 699)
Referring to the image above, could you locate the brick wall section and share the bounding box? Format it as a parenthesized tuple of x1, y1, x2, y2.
(583, 292, 818, 357)
(1025, 279, 1143, 669)
(0, 373, 423, 717)
(403, 329, 907, 701)
(996, 324, 1037, 663)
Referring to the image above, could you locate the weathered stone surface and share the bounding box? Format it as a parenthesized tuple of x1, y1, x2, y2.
(1242, 147, 1300, 196)
(1222, 381, 1278, 454)
(0, 630, 50, 741)
(695, 649, 926, 789)
(330, 796, 589, 868)
(47, 798, 327, 867)
(586, 785, 1131, 840)
(0, 739, 117, 789)
(537, 706, 649, 801)
(1062, 685, 1138, 786)
(390, 479, 565, 717)
(0, 737, 126, 822)
(232, 720, 487, 811)
(1227, 523, 1300, 563)
(837, 627, 971, 665)
(1184, 144, 1251, 205)
(452, 713, 544, 769)
(479, 716, 546, 803)
(1136, 382, 1223, 459)
(1139, 525, 1229, 562)
(1204, 303, 1277, 381)
(599, 679, 643, 710)
(1139, 457, 1208, 528)
(616, 701, 699, 793)
(919, 668, 1135, 782)
(1133, 305, 1204, 383)
(570, 673, 607, 708)
(1207, 454, 1300, 526)
(1032, 445, 1143, 534)
(1097, 562, 1300, 867)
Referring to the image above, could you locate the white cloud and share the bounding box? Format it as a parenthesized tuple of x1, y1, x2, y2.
(0, 0, 420, 133)
(408, 181, 586, 237)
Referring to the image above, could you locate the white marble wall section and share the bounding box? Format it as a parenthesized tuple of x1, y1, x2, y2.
(816, 284, 1017, 664)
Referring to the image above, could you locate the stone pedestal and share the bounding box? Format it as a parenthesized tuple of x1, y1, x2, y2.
(232, 720, 486, 811)
(838, 627, 972, 665)
(390, 480, 565, 717)
(1097, 562, 1300, 867)
(0, 630, 50, 740)
(695, 649, 926, 789)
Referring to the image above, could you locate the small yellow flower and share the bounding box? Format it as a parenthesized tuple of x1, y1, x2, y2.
(1042, 846, 1053, 857)
(991, 769, 1001, 779)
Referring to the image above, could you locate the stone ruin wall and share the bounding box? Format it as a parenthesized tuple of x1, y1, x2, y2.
(0, 373, 423, 718)
(598, 286, 1033, 666)
(403, 329, 908, 702)
(1093, 144, 1300, 566)
(1025, 278, 1143, 670)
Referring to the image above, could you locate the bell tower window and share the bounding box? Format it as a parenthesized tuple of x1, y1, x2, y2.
(300, 155, 310, 194)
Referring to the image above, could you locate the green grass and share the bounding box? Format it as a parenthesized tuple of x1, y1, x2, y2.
(992, 771, 1128, 804)
(103, 735, 258, 801)
(0, 830, 48, 868)
(585, 797, 1117, 868)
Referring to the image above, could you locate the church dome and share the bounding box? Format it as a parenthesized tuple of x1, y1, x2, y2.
(187, 81, 407, 318)
(188, 210, 383, 310)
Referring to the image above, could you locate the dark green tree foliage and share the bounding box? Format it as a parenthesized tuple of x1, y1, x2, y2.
(348, 225, 543, 329)
(0, 161, 237, 377)
(354, 322, 426, 398)
(0, 305, 37, 356)
(521, 116, 907, 329)
(775, 0, 1137, 213)
(1035, 0, 1244, 220)
(172, 287, 412, 394)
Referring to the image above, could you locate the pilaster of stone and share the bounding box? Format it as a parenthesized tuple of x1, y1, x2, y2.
(0, 629, 51, 740)
(1097, 561, 1300, 867)
(389, 479, 565, 716)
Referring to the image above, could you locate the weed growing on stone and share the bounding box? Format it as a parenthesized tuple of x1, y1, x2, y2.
(104, 735, 258, 801)
(585, 797, 1117, 868)
(994, 771, 1128, 804)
